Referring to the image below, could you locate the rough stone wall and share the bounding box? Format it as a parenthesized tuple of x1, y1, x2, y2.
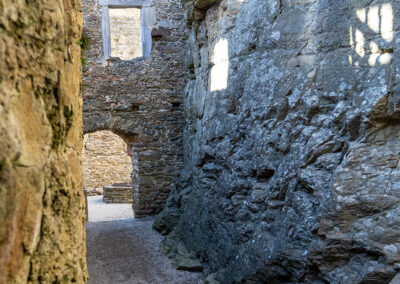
(155, 0, 400, 283)
(0, 0, 87, 283)
(82, 130, 133, 189)
(81, 0, 188, 217)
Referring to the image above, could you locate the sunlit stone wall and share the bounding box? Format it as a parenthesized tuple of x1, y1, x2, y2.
(0, 0, 87, 282)
(109, 8, 142, 60)
(82, 131, 133, 190)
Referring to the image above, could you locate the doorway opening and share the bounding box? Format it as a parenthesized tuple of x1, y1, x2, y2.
(82, 130, 136, 221)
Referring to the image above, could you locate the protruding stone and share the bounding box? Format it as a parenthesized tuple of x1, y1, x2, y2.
(176, 257, 204, 272)
(205, 273, 221, 284)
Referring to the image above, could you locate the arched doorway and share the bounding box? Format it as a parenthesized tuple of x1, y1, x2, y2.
(83, 130, 136, 221)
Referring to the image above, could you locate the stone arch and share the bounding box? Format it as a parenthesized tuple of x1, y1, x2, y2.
(83, 114, 180, 217)
(83, 114, 139, 143)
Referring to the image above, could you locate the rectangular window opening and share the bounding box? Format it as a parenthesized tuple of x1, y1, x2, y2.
(109, 7, 142, 60)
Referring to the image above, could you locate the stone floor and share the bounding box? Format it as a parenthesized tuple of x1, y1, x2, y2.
(85, 196, 204, 284)
(87, 195, 133, 222)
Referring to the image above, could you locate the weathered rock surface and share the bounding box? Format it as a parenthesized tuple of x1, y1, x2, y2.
(0, 0, 87, 282)
(155, 0, 400, 283)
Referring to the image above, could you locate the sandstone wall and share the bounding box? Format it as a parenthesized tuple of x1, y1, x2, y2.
(83, 131, 133, 189)
(81, 0, 188, 216)
(109, 8, 142, 60)
(155, 0, 400, 283)
(0, 0, 87, 283)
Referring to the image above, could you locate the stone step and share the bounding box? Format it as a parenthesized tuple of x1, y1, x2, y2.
(103, 183, 133, 203)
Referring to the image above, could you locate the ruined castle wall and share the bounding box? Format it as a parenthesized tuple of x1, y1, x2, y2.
(155, 0, 400, 283)
(0, 0, 87, 282)
(81, 0, 188, 217)
(83, 131, 133, 189)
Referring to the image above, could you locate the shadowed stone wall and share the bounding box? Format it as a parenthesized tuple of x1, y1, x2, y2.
(83, 130, 133, 190)
(155, 0, 400, 283)
(81, 0, 188, 217)
(0, 0, 87, 282)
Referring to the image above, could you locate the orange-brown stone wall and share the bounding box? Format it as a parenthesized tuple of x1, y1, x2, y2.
(0, 0, 87, 282)
(83, 131, 133, 189)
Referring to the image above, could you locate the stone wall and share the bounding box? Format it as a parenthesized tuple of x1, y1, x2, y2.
(83, 130, 133, 189)
(155, 0, 400, 283)
(0, 0, 87, 282)
(81, 0, 188, 217)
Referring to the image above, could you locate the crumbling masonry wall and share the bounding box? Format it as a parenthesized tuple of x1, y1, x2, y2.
(0, 0, 87, 283)
(81, 0, 188, 216)
(155, 0, 400, 283)
(83, 130, 133, 190)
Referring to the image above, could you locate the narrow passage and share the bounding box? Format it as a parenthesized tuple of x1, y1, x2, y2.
(85, 196, 204, 284)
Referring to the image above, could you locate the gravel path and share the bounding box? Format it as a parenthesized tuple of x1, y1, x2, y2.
(85, 196, 204, 284)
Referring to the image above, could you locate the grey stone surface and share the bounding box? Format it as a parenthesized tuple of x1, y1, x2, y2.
(86, 217, 205, 283)
(155, 0, 400, 283)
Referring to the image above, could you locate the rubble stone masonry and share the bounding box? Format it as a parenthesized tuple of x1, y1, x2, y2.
(81, 0, 188, 216)
(155, 0, 400, 283)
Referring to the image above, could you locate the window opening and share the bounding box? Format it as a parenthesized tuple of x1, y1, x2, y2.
(109, 8, 142, 60)
(100, 0, 154, 60)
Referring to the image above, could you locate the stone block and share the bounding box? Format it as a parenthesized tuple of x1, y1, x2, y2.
(103, 183, 133, 203)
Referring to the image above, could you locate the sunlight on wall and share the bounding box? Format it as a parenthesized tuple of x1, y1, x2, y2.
(210, 38, 229, 92)
(109, 8, 142, 60)
(349, 3, 394, 67)
(368, 41, 379, 66)
(355, 28, 365, 57)
(356, 8, 366, 23)
(368, 6, 380, 33)
(381, 4, 393, 42)
(349, 26, 354, 46)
